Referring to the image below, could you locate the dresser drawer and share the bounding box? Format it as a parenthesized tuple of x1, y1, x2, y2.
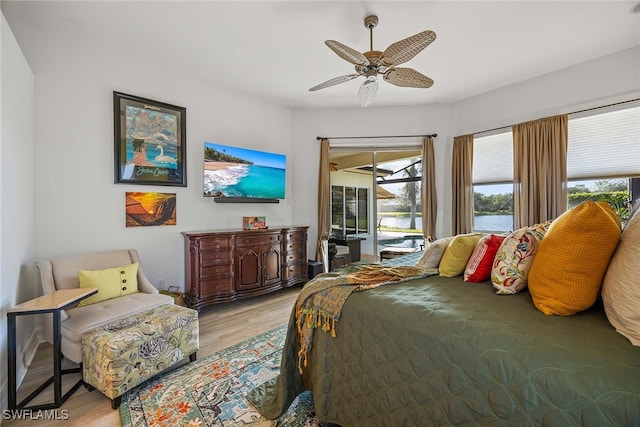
(199, 277, 234, 298)
(236, 233, 281, 246)
(198, 237, 233, 251)
(283, 231, 307, 242)
(283, 241, 305, 252)
(283, 251, 305, 264)
(200, 250, 233, 264)
(201, 265, 233, 277)
(283, 263, 307, 278)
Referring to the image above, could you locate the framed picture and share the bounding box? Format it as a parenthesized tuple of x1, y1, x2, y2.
(126, 192, 177, 227)
(243, 216, 267, 230)
(114, 91, 187, 186)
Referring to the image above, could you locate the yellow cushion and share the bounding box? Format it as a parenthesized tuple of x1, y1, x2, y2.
(439, 233, 483, 277)
(528, 201, 621, 316)
(77, 263, 139, 307)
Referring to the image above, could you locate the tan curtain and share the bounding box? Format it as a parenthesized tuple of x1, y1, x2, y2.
(421, 136, 437, 239)
(316, 138, 331, 272)
(451, 134, 474, 235)
(513, 115, 568, 229)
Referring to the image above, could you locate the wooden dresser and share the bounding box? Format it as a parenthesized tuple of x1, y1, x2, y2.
(182, 226, 308, 310)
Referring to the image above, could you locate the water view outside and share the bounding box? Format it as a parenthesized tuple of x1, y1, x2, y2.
(474, 215, 513, 232)
(378, 216, 422, 231)
(380, 214, 514, 234)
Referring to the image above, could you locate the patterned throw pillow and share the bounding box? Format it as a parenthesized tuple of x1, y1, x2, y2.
(602, 210, 640, 345)
(415, 236, 454, 269)
(529, 201, 621, 316)
(491, 221, 552, 295)
(439, 233, 484, 277)
(464, 234, 506, 283)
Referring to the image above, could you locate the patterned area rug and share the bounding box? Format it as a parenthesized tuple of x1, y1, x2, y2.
(120, 325, 323, 426)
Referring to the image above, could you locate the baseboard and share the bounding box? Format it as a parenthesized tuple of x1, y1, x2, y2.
(0, 327, 43, 418)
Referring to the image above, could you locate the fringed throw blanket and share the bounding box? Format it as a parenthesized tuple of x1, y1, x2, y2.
(295, 264, 437, 373)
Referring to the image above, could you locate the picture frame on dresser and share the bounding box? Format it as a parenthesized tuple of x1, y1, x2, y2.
(113, 91, 187, 186)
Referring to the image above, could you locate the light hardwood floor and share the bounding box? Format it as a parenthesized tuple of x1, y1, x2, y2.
(3, 286, 301, 427)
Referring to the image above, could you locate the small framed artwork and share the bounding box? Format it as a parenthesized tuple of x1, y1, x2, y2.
(243, 216, 267, 230)
(114, 91, 187, 186)
(126, 192, 177, 227)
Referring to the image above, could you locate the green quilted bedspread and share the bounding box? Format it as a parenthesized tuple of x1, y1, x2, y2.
(248, 273, 640, 426)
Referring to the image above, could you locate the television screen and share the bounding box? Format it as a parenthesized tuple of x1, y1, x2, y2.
(203, 142, 286, 199)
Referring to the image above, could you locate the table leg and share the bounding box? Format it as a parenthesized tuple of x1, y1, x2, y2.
(8, 313, 17, 410)
(52, 310, 62, 406)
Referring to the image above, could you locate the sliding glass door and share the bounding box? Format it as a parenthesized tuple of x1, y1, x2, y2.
(329, 146, 424, 261)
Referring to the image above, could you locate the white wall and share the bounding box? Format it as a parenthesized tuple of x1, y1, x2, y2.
(292, 104, 453, 255)
(31, 40, 295, 291)
(451, 46, 640, 136)
(1, 11, 36, 412)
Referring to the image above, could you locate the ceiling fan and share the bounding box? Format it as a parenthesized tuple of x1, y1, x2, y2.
(309, 15, 436, 107)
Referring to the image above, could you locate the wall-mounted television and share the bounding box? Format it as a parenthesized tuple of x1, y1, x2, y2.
(203, 142, 286, 201)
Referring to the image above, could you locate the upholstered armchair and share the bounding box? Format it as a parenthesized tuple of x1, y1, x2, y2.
(36, 249, 174, 363)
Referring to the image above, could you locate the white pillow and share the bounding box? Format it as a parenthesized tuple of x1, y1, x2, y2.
(415, 236, 454, 269)
(602, 212, 640, 345)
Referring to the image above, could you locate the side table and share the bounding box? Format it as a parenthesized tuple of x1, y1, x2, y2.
(329, 236, 364, 262)
(7, 287, 97, 410)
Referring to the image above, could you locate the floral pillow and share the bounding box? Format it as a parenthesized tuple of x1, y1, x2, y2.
(491, 221, 552, 295)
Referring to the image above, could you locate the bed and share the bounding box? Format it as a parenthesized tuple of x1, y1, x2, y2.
(248, 248, 640, 426)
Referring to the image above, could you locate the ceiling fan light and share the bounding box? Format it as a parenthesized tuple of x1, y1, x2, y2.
(358, 77, 378, 107)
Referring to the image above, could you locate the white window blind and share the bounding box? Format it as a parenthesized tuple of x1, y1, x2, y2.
(472, 130, 513, 184)
(568, 103, 640, 180)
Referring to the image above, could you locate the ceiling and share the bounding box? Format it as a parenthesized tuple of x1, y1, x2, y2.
(2, 1, 639, 109)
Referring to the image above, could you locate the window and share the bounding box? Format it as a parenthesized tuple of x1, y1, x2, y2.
(472, 131, 514, 232)
(471, 101, 640, 231)
(331, 185, 369, 235)
(567, 103, 640, 222)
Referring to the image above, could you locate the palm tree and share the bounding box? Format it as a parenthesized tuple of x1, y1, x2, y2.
(399, 160, 421, 230)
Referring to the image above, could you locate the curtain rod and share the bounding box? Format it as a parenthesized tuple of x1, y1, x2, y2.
(316, 133, 437, 141)
(474, 98, 640, 136)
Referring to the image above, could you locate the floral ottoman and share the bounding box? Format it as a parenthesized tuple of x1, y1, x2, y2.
(82, 304, 199, 409)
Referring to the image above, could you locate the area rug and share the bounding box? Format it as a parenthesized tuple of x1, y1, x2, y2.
(120, 324, 322, 427)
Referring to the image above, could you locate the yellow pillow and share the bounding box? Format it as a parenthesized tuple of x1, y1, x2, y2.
(528, 201, 621, 316)
(77, 263, 139, 307)
(439, 233, 483, 277)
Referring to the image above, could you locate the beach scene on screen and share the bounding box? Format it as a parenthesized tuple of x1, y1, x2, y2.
(203, 142, 286, 199)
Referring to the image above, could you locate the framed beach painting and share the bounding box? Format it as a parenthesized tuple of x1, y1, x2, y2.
(126, 192, 177, 227)
(114, 92, 187, 186)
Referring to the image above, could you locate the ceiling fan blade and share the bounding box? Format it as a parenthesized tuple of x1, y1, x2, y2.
(309, 74, 361, 92)
(325, 40, 369, 66)
(381, 30, 436, 67)
(383, 67, 434, 88)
